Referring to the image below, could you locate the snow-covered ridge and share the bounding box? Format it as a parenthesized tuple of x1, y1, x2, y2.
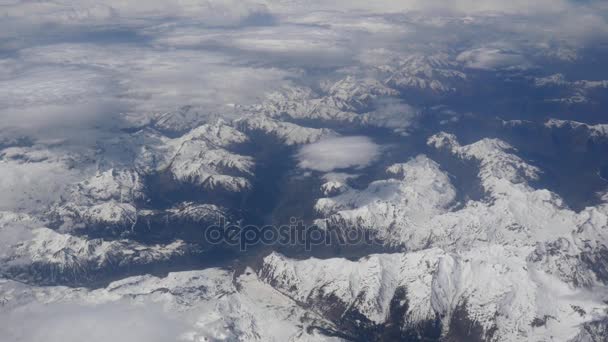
(533, 73, 608, 104)
(235, 115, 338, 145)
(163, 121, 254, 191)
(132, 120, 254, 192)
(320, 180, 349, 197)
(2, 123, 255, 283)
(535, 74, 608, 90)
(49, 168, 235, 236)
(380, 54, 467, 93)
(314, 155, 457, 245)
(545, 119, 608, 139)
(314, 133, 608, 289)
(48, 169, 144, 233)
(74, 168, 146, 203)
(0, 212, 190, 285)
(0, 266, 343, 341)
(150, 105, 227, 136)
(247, 76, 419, 133)
(251, 85, 361, 124)
(260, 247, 608, 342)
(428, 131, 541, 188)
(260, 249, 443, 326)
(320, 75, 398, 112)
(426, 133, 608, 287)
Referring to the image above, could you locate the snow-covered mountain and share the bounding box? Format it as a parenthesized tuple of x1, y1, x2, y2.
(260, 247, 608, 341)
(0, 267, 344, 342)
(247, 75, 419, 133)
(545, 119, 608, 140)
(381, 54, 467, 93)
(320, 76, 399, 112)
(0, 212, 192, 285)
(307, 132, 608, 339)
(2, 2, 608, 340)
(250, 85, 363, 125)
(142, 121, 254, 192)
(314, 155, 457, 245)
(235, 115, 338, 145)
(3, 83, 608, 341)
(533, 74, 608, 104)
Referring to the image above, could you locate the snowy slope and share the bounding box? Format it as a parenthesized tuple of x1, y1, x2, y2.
(159, 121, 254, 192)
(0, 267, 345, 342)
(533, 74, 608, 104)
(315, 133, 582, 250)
(320, 76, 398, 112)
(545, 119, 608, 140)
(0, 211, 191, 285)
(251, 85, 362, 124)
(314, 155, 457, 246)
(49, 169, 144, 233)
(304, 132, 608, 340)
(260, 247, 608, 341)
(381, 54, 467, 93)
(235, 115, 338, 145)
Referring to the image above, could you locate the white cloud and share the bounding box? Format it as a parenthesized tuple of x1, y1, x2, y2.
(0, 66, 112, 108)
(456, 47, 530, 70)
(297, 136, 381, 172)
(1, 0, 273, 28)
(1, 44, 293, 136)
(0, 0, 605, 212)
(0, 147, 89, 212)
(0, 1, 607, 340)
(268, 0, 608, 45)
(268, 0, 574, 15)
(364, 99, 420, 134)
(153, 23, 355, 67)
(0, 300, 185, 342)
(0, 63, 126, 139)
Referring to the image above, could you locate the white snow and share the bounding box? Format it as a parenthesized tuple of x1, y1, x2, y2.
(0, 267, 344, 342)
(235, 115, 338, 145)
(545, 119, 608, 139)
(307, 133, 608, 340)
